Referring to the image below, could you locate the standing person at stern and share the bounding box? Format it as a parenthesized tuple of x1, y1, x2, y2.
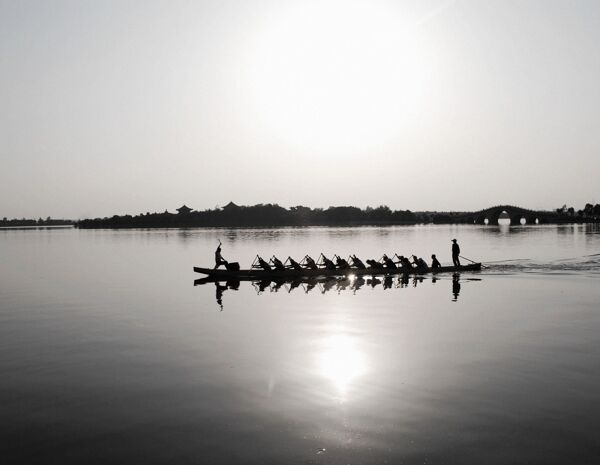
(452, 239, 461, 267)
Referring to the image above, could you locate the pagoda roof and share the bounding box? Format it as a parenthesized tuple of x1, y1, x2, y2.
(223, 201, 240, 210)
(176, 205, 193, 214)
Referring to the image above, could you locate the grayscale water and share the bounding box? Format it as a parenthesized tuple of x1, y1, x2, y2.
(1, 224, 600, 464)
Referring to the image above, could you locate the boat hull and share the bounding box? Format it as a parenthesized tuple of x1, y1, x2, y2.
(193, 263, 481, 280)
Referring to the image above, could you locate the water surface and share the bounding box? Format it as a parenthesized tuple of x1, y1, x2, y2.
(1, 224, 599, 464)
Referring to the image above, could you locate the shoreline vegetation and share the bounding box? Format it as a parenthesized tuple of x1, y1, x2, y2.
(0, 217, 73, 228)
(75, 201, 599, 229)
(4, 202, 599, 229)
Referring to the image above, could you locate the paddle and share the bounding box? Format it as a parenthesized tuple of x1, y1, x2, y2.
(460, 255, 489, 269)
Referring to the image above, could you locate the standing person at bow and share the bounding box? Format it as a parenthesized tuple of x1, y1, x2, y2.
(213, 240, 228, 269)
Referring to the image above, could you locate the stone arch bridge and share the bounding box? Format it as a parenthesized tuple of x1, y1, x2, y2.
(455, 205, 559, 225)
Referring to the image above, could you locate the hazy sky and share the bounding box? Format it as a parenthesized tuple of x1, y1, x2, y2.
(1, 0, 599, 218)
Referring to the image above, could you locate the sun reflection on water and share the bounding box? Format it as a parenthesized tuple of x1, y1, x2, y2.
(317, 332, 367, 400)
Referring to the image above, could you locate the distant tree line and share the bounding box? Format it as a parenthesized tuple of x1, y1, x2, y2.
(557, 203, 600, 220)
(77, 203, 418, 228)
(0, 216, 74, 227)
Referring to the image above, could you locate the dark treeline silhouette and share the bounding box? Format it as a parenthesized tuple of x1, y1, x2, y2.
(1, 217, 74, 227)
(570, 203, 600, 220)
(77, 202, 417, 228)
(76, 200, 600, 229)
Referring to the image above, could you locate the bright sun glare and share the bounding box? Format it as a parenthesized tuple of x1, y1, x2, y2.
(317, 333, 367, 399)
(247, 1, 432, 154)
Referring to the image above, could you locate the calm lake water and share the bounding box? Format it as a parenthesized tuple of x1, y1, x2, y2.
(1, 224, 600, 464)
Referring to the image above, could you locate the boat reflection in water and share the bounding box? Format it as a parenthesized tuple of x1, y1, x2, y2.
(194, 273, 481, 310)
(452, 273, 461, 302)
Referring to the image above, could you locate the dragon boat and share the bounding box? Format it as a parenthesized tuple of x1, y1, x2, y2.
(193, 262, 481, 281)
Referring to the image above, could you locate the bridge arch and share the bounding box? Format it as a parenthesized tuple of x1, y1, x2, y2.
(473, 205, 539, 225)
(453, 205, 556, 224)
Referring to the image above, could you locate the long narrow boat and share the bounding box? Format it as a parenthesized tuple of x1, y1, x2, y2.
(193, 262, 481, 280)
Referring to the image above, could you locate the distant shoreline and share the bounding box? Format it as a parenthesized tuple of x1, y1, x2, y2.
(0, 225, 74, 230)
(5, 202, 598, 230)
(75, 203, 596, 229)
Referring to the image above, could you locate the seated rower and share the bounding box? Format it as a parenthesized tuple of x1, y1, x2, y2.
(255, 255, 272, 271)
(431, 254, 441, 269)
(350, 254, 366, 269)
(412, 255, 428, 269)
(320, 254, 337, 270)
(366, 259, 385, 270)
(271, 256, 286, 271)
(382, 254, 397, 269)
(335, 255, 350, 269)
(303, 255, 318, 270)
(287, 256, 303, 271)
(398, 255, 413, 270)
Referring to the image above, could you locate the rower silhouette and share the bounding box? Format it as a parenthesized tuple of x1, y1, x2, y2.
(350, 255, 366, 269)
(382, 254, 397, 269)
(320, 254, 336, 270)
(303, 255, 318, 270)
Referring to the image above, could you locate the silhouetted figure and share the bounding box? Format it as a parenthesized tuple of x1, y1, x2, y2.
(320, 254, 337, 270)
(288, 257, 303, 271)
(382, 254, 397, 269)
(431, 254, 441, 269)
(452, 239, 461, 267)
(452, 273, 461, 301)
(335, 255, 350, 269)
(255, 256, 272, 271)
(303, 255, 318, 270)
(271, 256, 286, 271)
(350, 255, 366, 269)
(398, 255, 413, 270)
(214, 240, 228, 269)
(366, 259, 384, 270)
(412, 255, 428, 269)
